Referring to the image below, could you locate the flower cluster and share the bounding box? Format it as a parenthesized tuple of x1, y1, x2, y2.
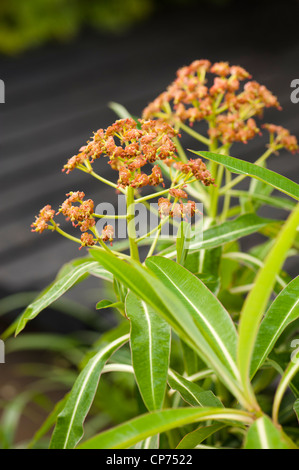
(174, 158, 215, 186)
(158, 197, 197, 219)
(142, 60, 290, 147)
(31, 205, 55, 233)
(58, 191, 96, 232)
(31, 191, 115, 249)
(63, 118, 179, 190)
(263, 124, 298, 154)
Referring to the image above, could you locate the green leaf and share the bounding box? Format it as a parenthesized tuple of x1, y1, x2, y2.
(168, 370, 223, 408)
(237, 203, 299, 403)
(126, 292, 171, 411)
(250, 276, 299, 378)
(228, 190, 296, 212)
(108, 101, 132, 119)
(96, 300, 124, 311)
(195, 151, 299, 201)
(89, 250, 245, 404)
(176, 423, 226, 449)
(273, 358, 299, 424)
(78, 407, 253, 449)
(176, 221, 191, 265)
(244, 416, 288, 449)
(49, 333, 129, 449)
(145, 257, 240, 383)
(15, 261, 100, 336)
(162, 214, 274, 257)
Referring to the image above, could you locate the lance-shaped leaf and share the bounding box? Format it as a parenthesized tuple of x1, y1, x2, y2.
(161, 214, 274, 258)
(272, 358, 299, 425)
(89, 250, 245, 405)
(250, 276, 299, 378)
(78, 407, 253, 449)
(244, 416, 289, 449)
(168, 369, 223, 408)
(15, 261, 101, 335)
(126, 292, 171, 411)
(49, 333, 129, 449)
(193, 150, 299, 201)
(237, 203, 299, 402)
(176, 423, 226, 449)
(145, 256, 240, 383)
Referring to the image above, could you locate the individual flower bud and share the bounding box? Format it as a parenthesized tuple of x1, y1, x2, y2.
(169, 188, 188, 199)
(102, 225, 114, 244)
(158, 197, 172, 217)
(80, 233, 95, 249)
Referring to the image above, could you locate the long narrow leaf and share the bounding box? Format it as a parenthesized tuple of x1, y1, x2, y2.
(168, 370, 223, 408)
(49, 334, 129, 449)
(126, 292, 171, 411)
(237, 203, 299, 403)
(145, 256, 240, 383)
(251, 276, 299, 378)
(161, 214, 274, 258)
(78, 407, 254, 449)
(194, 151, 299, 201)
(176, 423, 226, 449)
(89, 250, 245, 405)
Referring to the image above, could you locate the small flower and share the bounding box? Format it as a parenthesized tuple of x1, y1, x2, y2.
(31, 205, 55, 233)
(80, 233, 95, 249)
(158, 197, 172, 217)
(263, 124, 299, 153)
(174, 158, 215, 186)
(169, 188, 188, 199)
(102, 225, 114, 244)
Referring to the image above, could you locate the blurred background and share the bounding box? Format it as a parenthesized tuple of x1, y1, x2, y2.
(0, 0, 299, 446)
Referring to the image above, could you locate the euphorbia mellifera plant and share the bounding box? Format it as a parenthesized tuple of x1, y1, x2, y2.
(7, 60, 299, 450)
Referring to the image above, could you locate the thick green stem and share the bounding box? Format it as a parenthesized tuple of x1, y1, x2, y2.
(126, 186, 140, 262)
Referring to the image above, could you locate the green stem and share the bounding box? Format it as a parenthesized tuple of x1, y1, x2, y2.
(126, 186, 140, 262)
(179, 121, 211, 146)
(78, 166, 126, 194)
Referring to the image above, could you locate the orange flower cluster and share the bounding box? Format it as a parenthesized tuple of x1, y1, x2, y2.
(263, 124, 298, 154)
(63, 118, 179, 189)
(158, 197, 197, 219)
(174, 158, 215, 186)
(58, 191, 95, 232)
(31, 205, 55, 233)
(142, 60, 287, 147)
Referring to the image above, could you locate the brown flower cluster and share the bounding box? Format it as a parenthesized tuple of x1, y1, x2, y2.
(158, 197, 197, 219)
(174, 158, 215, 186)
(263, 124, 298, 154)
(32, 191, 116, 249)
(63, 118, 179, 189)
(142, 60, 293, 147)
(31, 205, 55, 233)
(58, 191, 96, 232)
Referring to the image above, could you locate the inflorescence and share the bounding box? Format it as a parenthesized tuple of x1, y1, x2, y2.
(31, 60, 298, 250)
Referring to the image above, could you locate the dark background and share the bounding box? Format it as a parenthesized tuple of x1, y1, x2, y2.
(0, 0, 299, 320)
